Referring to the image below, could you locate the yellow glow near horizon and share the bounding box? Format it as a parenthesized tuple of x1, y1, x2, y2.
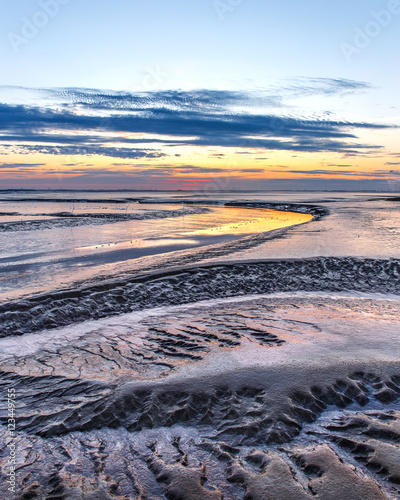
(0, 142, 398, 185)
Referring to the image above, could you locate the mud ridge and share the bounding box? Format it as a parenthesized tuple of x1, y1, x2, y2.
(2, 369, 398, 442)
(1, 371, 399, 499)
(0, 257, 399, 337)
(0, 206, 209, 232)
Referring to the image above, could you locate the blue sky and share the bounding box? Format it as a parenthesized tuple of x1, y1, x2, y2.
(1, 0, 398, 90)
(0, 0, 399, 190)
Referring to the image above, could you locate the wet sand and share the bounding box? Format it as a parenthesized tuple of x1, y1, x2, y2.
(0, 192, 399, 499)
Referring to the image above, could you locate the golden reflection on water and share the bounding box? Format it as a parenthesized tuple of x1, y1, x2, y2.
(77, 207, 312, 253)
(0, 206, 313, 301)
(185, 208, 312, 236)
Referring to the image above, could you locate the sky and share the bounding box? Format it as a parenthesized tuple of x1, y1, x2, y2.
(0, 0, 399, 191)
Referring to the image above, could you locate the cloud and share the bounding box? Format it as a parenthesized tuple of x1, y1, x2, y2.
(0, 86, 392, 157)
(279, 78, 371, 98)
(0, 162, 45, 169)
(3, 164, 266, 178)
(326, 164, 352, 167)
(271, 169, 400, 178)
(48, 87, 254, 111)
(1, 80, 369, 111)
(4, 144, 166, 160)
(33, 79, 370, 113)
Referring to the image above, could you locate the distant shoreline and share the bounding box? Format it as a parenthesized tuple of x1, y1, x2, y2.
(0, 188, 399, 194)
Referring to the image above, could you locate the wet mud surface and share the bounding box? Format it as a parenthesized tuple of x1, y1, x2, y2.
(0, 293, 400, 499)
(0, 194, 400, 499)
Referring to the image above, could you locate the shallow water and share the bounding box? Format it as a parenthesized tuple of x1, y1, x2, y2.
(0, 198, 310, 300)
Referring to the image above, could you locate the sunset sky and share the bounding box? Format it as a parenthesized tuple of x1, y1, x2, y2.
(0, 0, 399, 190)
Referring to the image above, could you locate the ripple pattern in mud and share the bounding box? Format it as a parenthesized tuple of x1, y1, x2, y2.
(1, 257, 399, 337)
(1, 371, 399, 499)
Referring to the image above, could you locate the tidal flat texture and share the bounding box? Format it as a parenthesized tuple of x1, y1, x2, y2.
(0, 191, 399, 499)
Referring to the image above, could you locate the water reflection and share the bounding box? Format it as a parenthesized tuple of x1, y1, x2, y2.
(0, 204, 311, 300)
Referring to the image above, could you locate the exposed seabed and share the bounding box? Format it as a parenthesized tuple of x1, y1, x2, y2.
(0, 192, 399, 499)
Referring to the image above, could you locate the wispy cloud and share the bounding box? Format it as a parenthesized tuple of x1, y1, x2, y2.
(278, 77, 371, 98)
(5, 144, 166, 160)
(0, 85, 392, 159)
(272, 169, 400, 178)
(0, 162, 45, 169)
